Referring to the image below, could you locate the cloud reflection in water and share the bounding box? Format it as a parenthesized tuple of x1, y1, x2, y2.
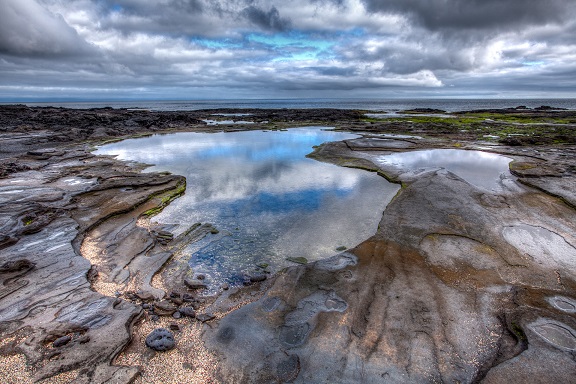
(97, 128, 399, 291)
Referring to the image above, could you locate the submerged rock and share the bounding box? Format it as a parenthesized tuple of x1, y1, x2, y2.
(286, 256, 308, 265)
(249, 273, 267, 283)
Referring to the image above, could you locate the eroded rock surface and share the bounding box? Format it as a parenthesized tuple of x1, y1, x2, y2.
(201, 140, 576, 383)
(1, 106, 575, 383)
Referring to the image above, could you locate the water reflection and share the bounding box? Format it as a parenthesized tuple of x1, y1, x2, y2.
(97, 128, 399, 292)
(377, 149, 512, 191)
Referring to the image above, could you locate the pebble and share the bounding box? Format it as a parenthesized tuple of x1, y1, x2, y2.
(179, 307, 196, 318)
(170, 297, 184, 306)
(182, 293, 195, 302)
(172, 311, 182, 319)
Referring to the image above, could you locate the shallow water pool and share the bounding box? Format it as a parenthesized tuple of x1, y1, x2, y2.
(97, 128, 399, 292)
(377, 149, 513, 191)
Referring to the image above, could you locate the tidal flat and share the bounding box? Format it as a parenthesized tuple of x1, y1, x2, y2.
(1, 105, 576, 383)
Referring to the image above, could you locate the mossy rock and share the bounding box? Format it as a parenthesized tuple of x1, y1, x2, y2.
(286, 257, 308, 265)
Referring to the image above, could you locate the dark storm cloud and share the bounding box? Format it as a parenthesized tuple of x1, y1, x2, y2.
(361, 0, 574, 31)
(1, 0, 575, 100)
(242, 6, 291, 31)
(0, 0, 95, 57)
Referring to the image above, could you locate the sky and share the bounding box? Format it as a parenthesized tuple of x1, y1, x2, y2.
(1, 0, 575, 101)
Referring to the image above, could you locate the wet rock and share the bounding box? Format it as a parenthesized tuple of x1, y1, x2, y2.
(196, 313, 215, 323)
(179, 307, 196, 318)
(279, 323, 310, 347)
(249, 273, 267, 283)
(286, 256, 308, 265)
(52, 335, 72, 348)
(184, 278, 207, 290)
(154, 301, 177, 316)
(277, 354, 300, 382)
(0, 233, 18, 249)
(0, 259, 35, 273)
(145, 328, 175, 352)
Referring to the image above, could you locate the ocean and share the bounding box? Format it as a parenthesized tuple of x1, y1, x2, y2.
(4, 98, 576, 112)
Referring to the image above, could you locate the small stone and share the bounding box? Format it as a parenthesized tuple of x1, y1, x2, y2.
(170, 297, 183, 306)
(142, 303, 151, 310)
(52, 336, 71, 348)
(196, 274, 205, 280)
(179, 307, 196, 318)
(196, 313, 215, 323)
(145, 328, 175, 351)
(184, 278, 207, 290)
(172, 311, 182, 319)
(210, 228, 219, 234)
(169, 291, 181, 298)
(221, 283, 230, 291)
(150, 315, 160, 322)
(169, 323, 181, 331)
(336, 246, 347, 251)
(256, 262, 269, 269)
(182, 293, 195, 302)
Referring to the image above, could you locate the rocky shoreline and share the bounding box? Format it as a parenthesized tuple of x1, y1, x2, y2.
(1, 105, 575, 383)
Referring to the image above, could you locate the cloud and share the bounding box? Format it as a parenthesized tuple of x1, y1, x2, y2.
(0, 0, 575, 100)
(361, 0, 574, 32)
(0, 0, 95, 57)
(242, 6, 291, 31)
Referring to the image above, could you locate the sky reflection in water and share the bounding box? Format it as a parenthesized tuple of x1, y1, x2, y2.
(377, 149, 512, 191)
(97, 128, 399, 292)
